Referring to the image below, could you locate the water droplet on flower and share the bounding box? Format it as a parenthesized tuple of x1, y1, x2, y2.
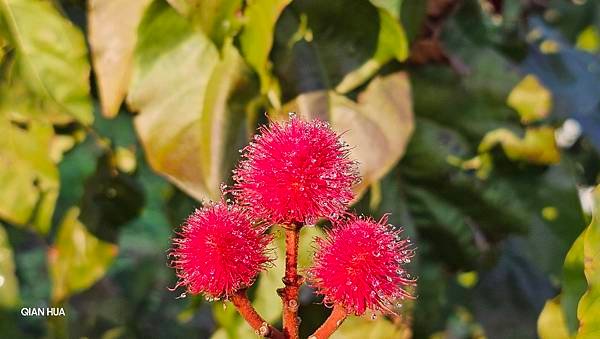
(370, 313, 377, 320)
(288, 112, 297, 119)
(288, 299, 299, 311)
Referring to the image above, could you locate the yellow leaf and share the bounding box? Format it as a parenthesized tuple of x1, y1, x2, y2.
(538, 297, 570, 339)
(89, 0, 152, 118)
(457, 271, 478, 288)
(576, 26, 600, 53)
(507, 75, 552, 124)
(49, 208, 118, 303)
(478, 127, 560, 165)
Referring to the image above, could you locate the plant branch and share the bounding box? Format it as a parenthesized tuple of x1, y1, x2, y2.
(230, 289, 284, 339)
(309, 304, 348, 339)
(280, 223, 303, 339)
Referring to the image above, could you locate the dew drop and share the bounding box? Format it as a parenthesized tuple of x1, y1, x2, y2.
(288, 112, 297, 119)
(370, 313, 377, 320)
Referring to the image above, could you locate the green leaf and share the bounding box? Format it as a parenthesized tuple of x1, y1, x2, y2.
(370, 0, 402, 19)
(48, 207, 118, 303)
(404, 185, 479, 269)
(537, 185, 600, 338)
(128, 1, 257, 201)
(330, 315, 409, 339)
(577, 186, 600, 338)
(211, 301, 255, 339)
(0, 224, 19, 308)
(277, 72, 414, 199)
(0, 115, 58, 234)
(239, 0, 291, 95)
(166, 0, 243, 46)
(88, 0, 152, 118)
(273, 0, 408, 97)
(562, 232, 586, 334)
(0, 0, 92, 125)
(336, 6, 408, 94)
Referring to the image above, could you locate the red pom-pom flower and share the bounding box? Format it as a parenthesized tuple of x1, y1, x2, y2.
(308, 215, 415, 315)
(170, 201, 272, 299)
(233, 115, 359, 225)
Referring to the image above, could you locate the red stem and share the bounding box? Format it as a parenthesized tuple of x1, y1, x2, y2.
(281, 223, 302, 338)
(309, 304, 348, 339)
(230, 289, 284, 339)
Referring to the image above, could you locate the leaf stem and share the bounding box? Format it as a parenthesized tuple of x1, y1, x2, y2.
(281, 223, 303, 338)
(230, 289, 284, 339)
(309, 304, 347, 339)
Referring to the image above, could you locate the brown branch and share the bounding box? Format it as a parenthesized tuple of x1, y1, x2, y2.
(309, 304, 348, 339)
(280, 223, 303, 339)
(230, 289, 284, 339)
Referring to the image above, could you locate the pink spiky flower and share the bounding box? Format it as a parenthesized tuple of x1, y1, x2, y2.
(233, 115, 359, 225)
(170, 201, 272, 299)
(308, 215, 415, 315)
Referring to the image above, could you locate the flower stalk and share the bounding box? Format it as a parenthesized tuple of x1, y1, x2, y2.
(281, 223, 303, 338)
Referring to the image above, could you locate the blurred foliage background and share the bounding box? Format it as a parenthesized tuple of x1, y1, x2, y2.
(0, 0, 600, 338)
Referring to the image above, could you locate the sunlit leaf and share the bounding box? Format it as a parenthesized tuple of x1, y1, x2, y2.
(48, 207, 118, 303)
(239, 0, 291, 95)
(507, 75, 552, 124)
(166, 0, 242, 46)
(0, 224, 19, 307)
(211, 298, 255, 339)
(577, 186, 600, 339)
(0, 116, 58, 234)
(0, 0, 92, 125)
(478, 127, 560, 165)
(128, 1, 257, 201)
(538, 297, 570, 339)
(88, 0, 152, 118)
(278, 72, 414, 198)
(330, 315, 410, 339)
(370, 0, 402, 19)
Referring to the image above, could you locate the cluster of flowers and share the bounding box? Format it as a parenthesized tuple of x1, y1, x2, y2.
(170, 114, 415, 330)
